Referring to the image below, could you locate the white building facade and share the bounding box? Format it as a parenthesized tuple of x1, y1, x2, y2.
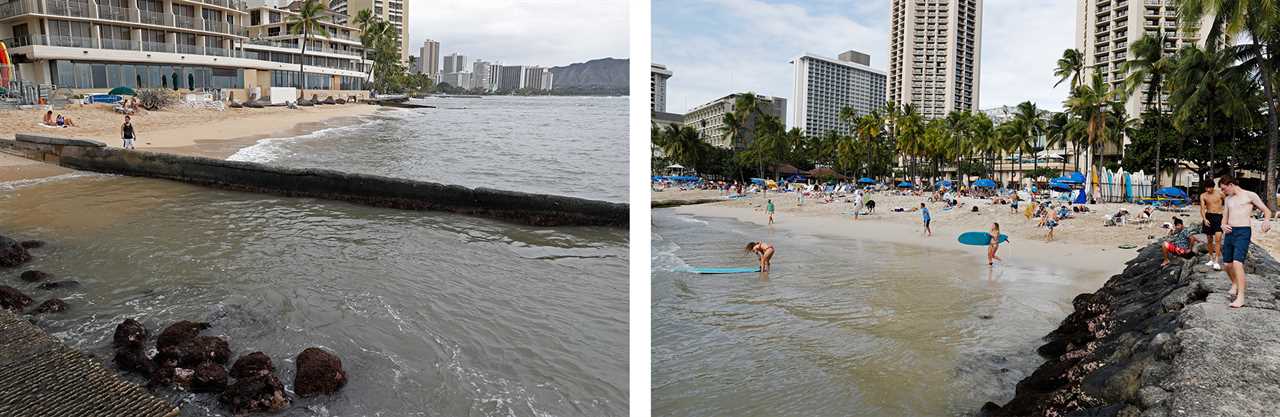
(650, 62, 670, 113)
(790, 51, 886, 137)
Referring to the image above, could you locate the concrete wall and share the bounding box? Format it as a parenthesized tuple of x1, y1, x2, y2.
(4, 135, 627, 227)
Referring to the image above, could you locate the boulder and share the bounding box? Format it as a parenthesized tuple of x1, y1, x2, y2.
(18, 240, 44, 249)
(229, 352, 275, 379)
(32, 298, 67, 314)
(20, 270, 53, 282)
(0, 235, 31, 267)
(37, 280, 80, 290)
(177, 335, 231, 367)
(219, 374, 289, 414)
(0, 286, 33, 312)
(191, 362, 229, 393)
(113, 318, 148, 349)
(113, 346, 154, 376)
(293, 347, 347, 397)
(156, 320, 209, 351)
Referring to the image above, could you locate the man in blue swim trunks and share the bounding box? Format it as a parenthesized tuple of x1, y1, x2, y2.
(1219, 175, 1272, 308)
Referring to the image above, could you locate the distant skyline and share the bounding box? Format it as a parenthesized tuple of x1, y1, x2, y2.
(654, 0, 1075, 115)
(405, 0, 629, 68)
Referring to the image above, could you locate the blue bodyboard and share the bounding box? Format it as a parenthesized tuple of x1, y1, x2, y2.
(958, 232, 1009, 246)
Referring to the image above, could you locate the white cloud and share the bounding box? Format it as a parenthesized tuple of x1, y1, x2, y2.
(405, 0, 629, 67)
(978, 0, 1076, 111)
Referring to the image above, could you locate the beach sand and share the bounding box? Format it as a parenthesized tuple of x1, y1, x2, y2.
(656, 188, 1280, 275)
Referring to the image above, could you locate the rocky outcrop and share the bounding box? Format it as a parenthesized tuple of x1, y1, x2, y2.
(191, 362, 229, 393)
(114, 345, 154, 376)
(32, 298, 67, 314)
(113, 319, 148, 349)
(0, 235, 32, 267)
(219, 374, 289, 414)
(113, 319, 153, 376)
(37, 280, 80, 290)
(293, 347, 347, 397)
(20, 270, 52, 282)
(0, 286, 32, 312)
(155, 320, 210, 351)
(550, 58, 628, 93)
(981, 241, 1280, 416)
(176, 336, 231, 367)
(229, 352, 275, 379)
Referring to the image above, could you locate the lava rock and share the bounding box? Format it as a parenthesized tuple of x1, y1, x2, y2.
(156, 320, 210, 351)
(0, 286, 33, 312)
(230, 352, 275, 379)
(18, 240, 44, 249)
(37, 280, 80, 290)
(19, 270, 52, 282)
(114, 346, 154, 376)
(293, 347, 347, 397)
(177, 336, 231, 367)
(32, 298, 67, 314)
(0, 235, 32, 267)
(219, 374, 289, 414)
(191, 362, 229, 393)
(113, 319, 148, 349)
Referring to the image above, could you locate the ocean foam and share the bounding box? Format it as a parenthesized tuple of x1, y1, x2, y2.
(226, 116, 383, 163)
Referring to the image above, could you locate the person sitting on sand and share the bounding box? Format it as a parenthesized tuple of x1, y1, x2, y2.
(42, 110, 54, 126)
(55, 114, 75, 127)
(745, 241, 775, 272)
(1161, 217, 1198, 267)
(988, 222, 1004, 266)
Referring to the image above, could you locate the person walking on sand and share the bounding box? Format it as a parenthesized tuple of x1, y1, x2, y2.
(921, 202, 932, 236)
(988, 222, 1003, 266)
(1200, 179, 1225, 271)
(121, 115, 137, 149)
(1044, 207, 1059, 242)
(1219, 175, 1271, 308)
(746, 241, 775, 272)
(852, 190, 863, 220)
(766, 199, 775, 225)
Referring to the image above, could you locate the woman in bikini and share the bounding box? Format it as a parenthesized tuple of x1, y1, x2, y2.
(988, 222, 1003, 266)
(746, 241, 775, 272)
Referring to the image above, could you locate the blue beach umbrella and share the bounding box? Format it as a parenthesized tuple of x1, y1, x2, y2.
(897, 181, 913, 188)
(1155, 187, 1188, 199)
(858, 177, 876, 184)
(1048, 180, 1072, 192)
(973, 179, 996, 188)
(939, 179, 954, 189)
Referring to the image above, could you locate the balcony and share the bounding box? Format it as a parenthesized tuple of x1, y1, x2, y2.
(203, 20, 226, 33)
(139, 10, 171, 25)
(100, 38, 138, 50)
(176, 43, 201, 54)
(47, 35, 95, 48)
(205, 46, 229, 56)
(202, 0, 229, 7)
(0, 0, 32, 18)
(142, 41, 173, 52)
(97, 5, 133, 22)
(46, 0, 93, 18)
(174, 15, 198, 29)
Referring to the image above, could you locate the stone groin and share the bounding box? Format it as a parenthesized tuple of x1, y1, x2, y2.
(2, 134, 626, 228)
(981, 241, 1280, 416)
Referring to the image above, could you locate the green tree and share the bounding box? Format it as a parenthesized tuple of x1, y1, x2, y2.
(286, 0, 331, 98)
(1054, 48, 1086, 90)
(1122, 33, 1174, 185)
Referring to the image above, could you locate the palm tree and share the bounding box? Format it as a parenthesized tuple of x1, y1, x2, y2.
(1123, 33, 1174, 186)
(1054, 49, 1086, 89)
(287, 0, 330, 99)
(1010, 101, 1048, 176)
(1066, 71, 1117, 191)
(352, 9, 375, 82)
(1178, 0, 1280, 208)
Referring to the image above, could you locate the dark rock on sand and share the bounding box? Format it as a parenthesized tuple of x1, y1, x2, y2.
(37, 280, 80, 290)
(177, 335, 231, 367)
(114, 346, 154, 376)
(113, 318, 148, 349)
(191, 362, 229, 393)
(32, 298, 67, 313)
(0, 235, 32, 267)
(230, 352, 275, 379)
(0, 286, 33, 311)
(293, 347, 347, 397)
(20, 270, 52, 282)
(18, 240, 44, 249)
(219, 374, 289, 414)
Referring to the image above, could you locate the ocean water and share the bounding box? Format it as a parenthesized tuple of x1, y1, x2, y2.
(0, 96, 630, 417)
(651, 210, 1110, 416)
(228, 96, 629, 203)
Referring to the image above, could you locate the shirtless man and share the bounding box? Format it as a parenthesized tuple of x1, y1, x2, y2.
(1219, 175, 1272, 308)
(1200, 180, 1225, 270)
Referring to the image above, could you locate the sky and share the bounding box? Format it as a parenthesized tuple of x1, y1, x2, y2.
(405, 0, 629, 67)
(653, 0, 1077, 116)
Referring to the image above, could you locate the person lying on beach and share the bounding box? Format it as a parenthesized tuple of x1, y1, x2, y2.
(988, 222, 1003, 266)
(1161, 217, 1198, 267)
(42, 110, 54, 126)
(745, 241, 775, 272)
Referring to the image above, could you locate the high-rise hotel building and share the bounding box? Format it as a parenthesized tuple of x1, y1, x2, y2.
(329, 0, 406, 63)
(790, 50, 886, 137)
(418, 38, 438, 80)
(887, 0, 983, 120)
(0, 0, 370, 99)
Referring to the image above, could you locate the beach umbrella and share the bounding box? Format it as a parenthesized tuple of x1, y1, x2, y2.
(973, 179, 996, 188)
(1154, 187, 1188, 199)
(786, 175, 807, 182)
(938, 179, 954, 189)
(1048, 180, 1072, 192)
(897, 181, 913, 188)
(108, 86, 136, 96)
(857, 177, 876, 184)
(750, 178, 766, 186)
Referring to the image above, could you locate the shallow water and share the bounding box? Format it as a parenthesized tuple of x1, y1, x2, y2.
(651, 210, 1110, 416)
(0, 173, 628, 416)
(228, 96, 629, 203)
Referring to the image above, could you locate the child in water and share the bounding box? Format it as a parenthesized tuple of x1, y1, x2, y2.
(745, 241, 775, 272)
(988, 222, 1003, 266)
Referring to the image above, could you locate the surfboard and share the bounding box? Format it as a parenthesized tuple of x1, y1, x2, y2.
(957, 232, 1009, 246)
(684, 267, 761, 274)
(0, 41, 10, 87)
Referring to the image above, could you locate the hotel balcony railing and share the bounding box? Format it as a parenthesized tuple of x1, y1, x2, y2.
(176, 43, 201, 54)
(202, 0, 229, 7)
(174, 15, 198, 29)
(46, 1, 93, 18)
(143, 41, 174, 52)
(47, 35, 95, 48)
(205, 46, 229, 56)
(0, 0, 32, 18)
(139, 10, 171, 25)
(97, 5, 133, 22)
(203, 20, 226, 33)
(100, 38, 139, 50)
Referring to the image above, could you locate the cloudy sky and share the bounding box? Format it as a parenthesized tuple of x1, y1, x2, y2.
(406, 0, 629, 67)
(654, 0, 1076, 117)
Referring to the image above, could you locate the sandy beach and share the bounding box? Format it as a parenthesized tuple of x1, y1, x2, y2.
(655, 188, 1280, 274)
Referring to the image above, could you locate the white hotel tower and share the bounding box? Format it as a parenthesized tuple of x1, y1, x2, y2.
(790, 50, 886, 137)
(887, 0, 983, 120)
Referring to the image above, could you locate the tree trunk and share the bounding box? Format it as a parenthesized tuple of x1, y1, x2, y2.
(1261, 59, 1280, 210)
(299, 31, 308, 99)
(1154, 93, 1162, 189)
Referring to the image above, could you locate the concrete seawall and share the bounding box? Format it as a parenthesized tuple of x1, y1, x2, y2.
(1, 134, 627, 227)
